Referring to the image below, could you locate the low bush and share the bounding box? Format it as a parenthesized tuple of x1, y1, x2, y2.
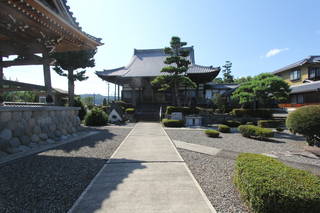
(165, 106, 193, 115)
(258, 120, 282, 128)
(234, 153, 320, 213)
(223, 120, 241, 127)
(205, 129, 220, 138)
(286, 105, 320, 146)
(218, 124, 231, 133)
(84, 108, 108, 126)
(162, 119, 184, 127)
(276, 127, 285, 132)
(125, 108, 135, 114)
(231, 108, 273, 119)
(238, 125, 274, 140)
(246, 121, 255, 125)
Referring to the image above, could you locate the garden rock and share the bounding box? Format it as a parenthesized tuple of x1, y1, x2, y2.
(33, 126, 41, 135)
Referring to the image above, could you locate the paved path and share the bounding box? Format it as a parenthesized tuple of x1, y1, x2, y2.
(69, 122, 216, 213)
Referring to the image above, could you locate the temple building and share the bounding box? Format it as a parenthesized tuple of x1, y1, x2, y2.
(96, 47, 220, 107)
(0, 0, 102, 104)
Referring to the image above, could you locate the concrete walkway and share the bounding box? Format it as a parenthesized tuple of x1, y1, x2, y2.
(69, 122, 216, 213)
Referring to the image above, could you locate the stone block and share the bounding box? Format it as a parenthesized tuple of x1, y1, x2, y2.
(6, 147, 22, 154)
(13, 127, 24, 137)
(0, 112, 12, 122)
(20, 135, 31, 145)
(0, 151, 8, 158)
(33, 126, 41, 135)
(0, 139, 9, 151)
(31, 135, 40, 143)
(0, 129, 12, 141)
(19, 145, 31, 152)
(28, 118, 36, 128)
(39, 133, 48, 140)
(22, 111, 32, 120)
(12, 112, 22, 120)
(9, 137, 21, 148)
(46, 139, 55, 144)
(7, 120, 17, 130)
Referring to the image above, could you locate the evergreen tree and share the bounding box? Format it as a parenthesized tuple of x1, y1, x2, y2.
(222, 61, 234, 83)
(151, 36, 196, 106)
(51, 49, 97, 106)
(102, 98, 107, 106)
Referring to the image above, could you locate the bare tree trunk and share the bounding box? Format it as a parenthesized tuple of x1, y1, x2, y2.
(174, 80, 181, 106)
(68, 70, 75, 106)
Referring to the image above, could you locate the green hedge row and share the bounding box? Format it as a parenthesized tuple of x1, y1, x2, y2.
(258, 120, 282, 128)
(205, 129, 220, 138)
(231, 109, 273, 119)
(165, 106, 193, 115)
(218, 124, 231, 133)
(238, 125, 274, 139)
(234, 153, 320, 213)
(162, 119, 184, 127)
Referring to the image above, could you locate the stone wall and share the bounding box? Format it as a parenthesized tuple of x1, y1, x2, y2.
(0, 106, 80, 154)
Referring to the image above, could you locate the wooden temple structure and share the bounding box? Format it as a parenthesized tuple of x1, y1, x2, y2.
(0, 0, 102, 104)
(96, 47, 220, 107)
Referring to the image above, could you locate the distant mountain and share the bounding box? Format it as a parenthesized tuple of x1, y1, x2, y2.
(79, 94, 117, 105)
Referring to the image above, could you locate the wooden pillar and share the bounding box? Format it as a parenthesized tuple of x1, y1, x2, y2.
(0, 57, 3, 104)
(117, 84, 120, 101)
(107, 82, 110, 103)
(114, 83, 117, 101)
(42, 51, 52, 91)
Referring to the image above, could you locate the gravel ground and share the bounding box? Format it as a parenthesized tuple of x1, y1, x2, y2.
(166, 129, 320, 166)
(179, 149, 249, 213)
(0, 127, 132, 213)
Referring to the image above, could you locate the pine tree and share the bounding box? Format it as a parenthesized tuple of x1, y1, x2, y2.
(222, 61, 234, 83)
(151, 36, 196, 106)
(51, 50, 96, 106)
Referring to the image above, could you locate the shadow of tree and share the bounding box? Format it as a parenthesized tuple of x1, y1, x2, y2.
(0, 155, 145, 213)
(274, 132, 306, 142)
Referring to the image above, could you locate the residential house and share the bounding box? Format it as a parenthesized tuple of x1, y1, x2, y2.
(273, 56, 320, 108)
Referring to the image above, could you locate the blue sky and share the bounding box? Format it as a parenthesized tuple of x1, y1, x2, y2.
(4, 0, 320, 95)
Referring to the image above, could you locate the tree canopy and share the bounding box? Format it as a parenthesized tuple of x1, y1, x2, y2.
(232, 73, 290, 108)
(151, 36, 196, 106)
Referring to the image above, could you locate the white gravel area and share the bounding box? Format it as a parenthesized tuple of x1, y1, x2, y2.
(166, 129, 320, 166)
(0, 127, 132, 213)
(178, 149, 249, 213)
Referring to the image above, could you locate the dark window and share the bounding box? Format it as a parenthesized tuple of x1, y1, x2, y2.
(308, 67, 320, 80)
(290, 70, 301, 81)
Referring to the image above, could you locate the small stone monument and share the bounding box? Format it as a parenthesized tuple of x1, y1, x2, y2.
(108, 103, 124, 123)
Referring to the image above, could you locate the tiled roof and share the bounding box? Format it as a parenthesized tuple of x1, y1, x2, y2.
(290, 81, 320, 94)
(96, 47, 220, 78)
(273, 56, 320, 74)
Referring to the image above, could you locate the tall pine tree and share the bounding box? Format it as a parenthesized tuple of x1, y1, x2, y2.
(151, 36, 196, 106)
(51, 49, 96, 106)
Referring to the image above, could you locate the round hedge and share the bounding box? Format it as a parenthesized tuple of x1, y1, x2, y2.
(205, 129, 220, 138)
(218, 124, 231, 133)
(286, 105, 320, 146)
(84, 108, 108, 126)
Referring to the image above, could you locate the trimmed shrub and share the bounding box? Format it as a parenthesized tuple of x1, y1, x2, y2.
(286, 105, 320, 146)
(258, 120, 282, 128)
(231, 108, 273, 118)
(238, 125, 274, 140)
(234, 153, 320, 213)
(74, 97, 87, 121)
(223, 120, 241, 127)
(205, 129, 220, 138)
(165, 106, 193, 115)
(84, 108, 108, 126)
(246, 121, 255, 125)
(162, 119, 184, 127)
(125, 108, 135, 114)
(218, 124, 231, 133)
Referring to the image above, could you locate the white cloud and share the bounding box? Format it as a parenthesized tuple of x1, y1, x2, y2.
(264, 48, 289, 58)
